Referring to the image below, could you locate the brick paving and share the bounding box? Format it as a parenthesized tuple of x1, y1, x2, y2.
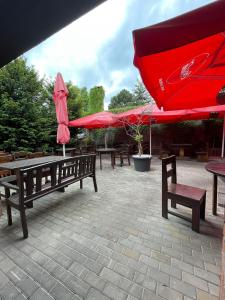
(0, 157, 223, 300)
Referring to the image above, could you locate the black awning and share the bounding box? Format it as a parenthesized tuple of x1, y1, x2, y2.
(0, 0, 106, 68)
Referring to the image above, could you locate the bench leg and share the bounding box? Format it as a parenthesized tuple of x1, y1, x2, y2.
(6, 202, 12, 226)
(80, 179, 83, 189)
(192, 206, 200, 233)
(20, 208, 28, 239)
(120, 155, 123, 167)
(200, 194, 206, 220)
(171, 200, 176, 209)
(162, 195, 168, 219)
(93, 176, 98, 192)
(128, 155, 130, 166)
(5, 188, 12, 226)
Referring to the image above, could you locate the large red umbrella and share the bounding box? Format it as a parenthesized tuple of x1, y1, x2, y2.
(133, 0, 225, 111)
(69, 111, 120, 148)
(53, 73, 70, 156)
(117, 103, 225, 156)
(69, 111, 119, 129)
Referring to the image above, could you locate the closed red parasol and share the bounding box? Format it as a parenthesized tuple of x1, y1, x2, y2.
(133, 0, 225, 111)
(53, 73, 70, 155)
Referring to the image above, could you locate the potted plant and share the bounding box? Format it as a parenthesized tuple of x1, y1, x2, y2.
(121, 118, 152, 172)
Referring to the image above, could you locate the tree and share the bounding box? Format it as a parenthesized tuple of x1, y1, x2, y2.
(108, 89, 134, 109)
(0, 57, 51, 151)
(133, 80, 154, 105)
(88, 86, 104, 114)
(77, 87, 89, 116)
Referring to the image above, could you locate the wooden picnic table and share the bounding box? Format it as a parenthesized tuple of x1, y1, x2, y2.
(56, 147, 79, 156)
(171, 143, 192, 158)
(0, 155, 66, 172)
(96, 148, 116, 170)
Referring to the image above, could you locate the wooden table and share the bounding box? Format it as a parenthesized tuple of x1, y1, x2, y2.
(96, 148, 116, 170)
(0, 156, 67, 207)
(205, 160, 225, 215)
(56, 147, 79, 156)
(0, 155, 66, 172)
(171, 144, 192, 158)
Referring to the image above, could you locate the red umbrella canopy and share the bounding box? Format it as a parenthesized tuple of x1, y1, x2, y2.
(116, 103, 225, 125)
(69, 111, 119, 129)
(133, 1, 225, 111)
(53, 73, 70, 144)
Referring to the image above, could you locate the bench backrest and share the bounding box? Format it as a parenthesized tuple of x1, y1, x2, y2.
(16, 154, 96, 206)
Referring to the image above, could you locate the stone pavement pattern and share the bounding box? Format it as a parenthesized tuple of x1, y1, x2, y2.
(0, 157, 223, 300)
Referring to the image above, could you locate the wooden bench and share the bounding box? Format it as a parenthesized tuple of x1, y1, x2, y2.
(2, 154, 97, 238)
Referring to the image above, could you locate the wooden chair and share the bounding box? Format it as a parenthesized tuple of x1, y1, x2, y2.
(162, 155, 206, 232)
(115, 144, 131, 167)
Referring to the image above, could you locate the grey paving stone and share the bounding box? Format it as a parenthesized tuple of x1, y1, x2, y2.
(157, 284, 183, 300)
(194, 267, 220, 285)
(0, 282, 20, 299)
(50, 283, 81, 300)
(148, 267, 170, 286)
(69, 261, 88, 278)
(84, 271, 106, 291)
(0, 270, 10, 289)
(112, 262, 134, 280)
(171, 258, 194, 274)
(159, 262, 182, 279)
(142, 288, 164, 300)
(30, 288, 53, 300)
(139, 255, 159, 269)
(8, 267, 39, 297)
(14, 294, 28, 300)
(170, 277, 196, 299)
(204, 262, 220, 275)
(208, 283, 219, 297)
(0, 158, 222, 300)
(103, 283, 127, 300)
(86, 288, 110, 300)
(182, 271, 208, 292)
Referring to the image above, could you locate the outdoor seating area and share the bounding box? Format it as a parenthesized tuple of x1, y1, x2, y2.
(1, 0, 225, 299)
(0, 156, 223, 299)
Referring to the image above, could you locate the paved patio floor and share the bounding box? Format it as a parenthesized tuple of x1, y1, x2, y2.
(0, 157, 223, 300)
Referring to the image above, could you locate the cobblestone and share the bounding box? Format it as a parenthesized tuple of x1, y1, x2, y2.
(0, 157, 222, 300)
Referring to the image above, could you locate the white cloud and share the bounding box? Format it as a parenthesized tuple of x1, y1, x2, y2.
(25, 0, 215, 107)
(26, 0, 130, 80)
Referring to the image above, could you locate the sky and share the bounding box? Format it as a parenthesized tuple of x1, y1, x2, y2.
(25, 0, 214, 108)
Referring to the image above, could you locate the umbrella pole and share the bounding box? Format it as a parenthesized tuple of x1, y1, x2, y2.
(149, 120, 152, 156)
(104, 130, 108, 149)
(221, 114, 225, 159)
(63, 144, 66, 157)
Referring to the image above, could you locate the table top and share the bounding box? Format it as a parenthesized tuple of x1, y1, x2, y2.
(0, 155, 65, 171)
(205, 160, 225, 177)
(56, 147, 77, 152)
(171, 144, 192, 147)
(96, 148, 116, 153)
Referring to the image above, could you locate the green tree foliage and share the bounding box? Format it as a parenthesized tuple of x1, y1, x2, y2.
(0, 58, 52, 151)
(108, 89, 134, 109)
(0, 58, 86, 152)
(133, 80, 154, 105)
(88, 86, 104, 114)
(79, 87, 89, 115)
